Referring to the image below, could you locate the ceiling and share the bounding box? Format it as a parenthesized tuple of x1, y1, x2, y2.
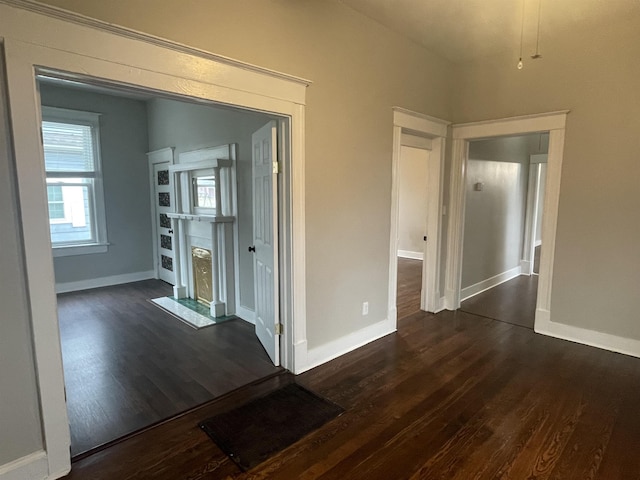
(339, 0, 640, 63)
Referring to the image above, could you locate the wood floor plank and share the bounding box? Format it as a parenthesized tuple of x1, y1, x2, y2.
(63, 271, 640, 479)
(57, 280, 280, 458)
(460, 274, 538, 329)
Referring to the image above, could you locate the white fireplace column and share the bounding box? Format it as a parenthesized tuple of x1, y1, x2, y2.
(209, 221, 225, 317)
(171, 216, 187, 298)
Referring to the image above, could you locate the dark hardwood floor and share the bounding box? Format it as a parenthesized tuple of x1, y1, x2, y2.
(460, 274, 538, 329)
(397, 257, 422, 320)
(64, 308, 640, 479)
(57, 280, 280, 458)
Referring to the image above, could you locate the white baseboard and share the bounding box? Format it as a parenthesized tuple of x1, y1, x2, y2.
(292, 339, 309, 375)
(388, 307, 397, 325)
(0, 451, 52, 480)
(55, 270, 156, 294)
(434, 297, 447, 313)
(535, 309, 640, 359)
(235, 304, 256, 324)
(520, 260, 532, 275)
(397, 250, 424, 260)
(443, 288, 456, 311)
(460, 266, 522, 302)
(298, 318, 396, 374)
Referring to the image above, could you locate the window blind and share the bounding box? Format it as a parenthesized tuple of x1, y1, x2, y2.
(42, 121, 95, 172)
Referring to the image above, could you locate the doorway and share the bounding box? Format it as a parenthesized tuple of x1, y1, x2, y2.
(388, 108, 448, 326)
(35, 75, 285, 457)
(457, 133, 549, 329)
(445, 112, 568, 333)
(2, 13, 308, 474)
(396, 140, 430, 320)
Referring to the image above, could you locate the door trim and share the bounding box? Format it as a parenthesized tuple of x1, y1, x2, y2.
(445, 111, 569, 331)
(0, 2, 309, 477)
(147, 147, 175, 282)
(388, 107, 449, 326)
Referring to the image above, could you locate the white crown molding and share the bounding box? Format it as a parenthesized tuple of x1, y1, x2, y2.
(393, 107, 450, 138)
(393, 106, 451, 125)
(0, 0, 312, 88)
(452, 111, 570, 139)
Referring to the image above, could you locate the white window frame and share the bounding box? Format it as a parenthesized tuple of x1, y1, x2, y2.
(41, 106, 109, 257)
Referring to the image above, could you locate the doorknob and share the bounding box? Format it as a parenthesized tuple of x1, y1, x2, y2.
(248, 246, 256, 253)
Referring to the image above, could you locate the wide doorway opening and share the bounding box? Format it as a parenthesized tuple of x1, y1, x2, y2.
(458, 133, 549, 329)
(36, 74, 286, 459)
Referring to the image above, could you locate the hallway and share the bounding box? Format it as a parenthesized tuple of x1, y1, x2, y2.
(460, 275, 538, 329)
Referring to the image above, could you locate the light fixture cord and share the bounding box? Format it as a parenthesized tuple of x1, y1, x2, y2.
(519, 0, 526, 61)
(534, 0, 542, 55)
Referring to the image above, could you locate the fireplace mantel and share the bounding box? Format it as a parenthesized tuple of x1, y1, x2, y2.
(166, 213, 234, 223)
(167, 144, 238, 318)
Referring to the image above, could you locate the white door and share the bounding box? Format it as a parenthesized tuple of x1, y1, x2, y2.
(153, 162, 175, 285)
(252, 121, 279, 366)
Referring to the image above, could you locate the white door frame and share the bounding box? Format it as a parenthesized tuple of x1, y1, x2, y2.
(0, 2, 309, 478)
(521, 154, 547, 275)
(147, 147, 175, 282)
(444, 111, 569, 329)
(388, 107, 449, 325)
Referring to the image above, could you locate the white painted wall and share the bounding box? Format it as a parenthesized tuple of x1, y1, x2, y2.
(39, 83, 154, 286)
(0, 52, 43, 466)
(397, 145, 428, 258)
(146, 98, 275, 310)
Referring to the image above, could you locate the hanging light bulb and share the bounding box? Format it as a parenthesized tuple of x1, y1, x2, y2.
(517, 58, 524, 69)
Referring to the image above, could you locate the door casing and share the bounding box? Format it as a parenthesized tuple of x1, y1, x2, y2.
(445, 112, 569, 329)
(0, 3, 309, 477)
(388, 107, 449, 326)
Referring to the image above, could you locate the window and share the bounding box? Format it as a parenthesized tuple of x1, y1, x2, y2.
(42, 107, 108, 256)
(193, 175, 216, 209)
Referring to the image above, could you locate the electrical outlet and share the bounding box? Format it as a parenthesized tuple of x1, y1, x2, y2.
(362, 302, 369, 316)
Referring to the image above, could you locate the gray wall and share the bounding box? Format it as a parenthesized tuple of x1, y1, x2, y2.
(39, 0, 454, 350)
(452, 13, 640, 339)
(462, 134, 547, 289)
(146, 98, 274, 310)
(39, 84, 153, 284)
(0, 57, 43, 465)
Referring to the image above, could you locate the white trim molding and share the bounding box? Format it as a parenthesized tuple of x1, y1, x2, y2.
(445, 111, 569, 337)
(460, 266, 522, 302)
(397, 250, 424, 261)
(0, 451, 50, 480)
(235, 304, 256, 325)
(55, 270, 156, 294)
(300, 318, 396, 374)
(389, 107, 449, 328)
(0, 2, 309, 477)
(536, 312, 640, 360)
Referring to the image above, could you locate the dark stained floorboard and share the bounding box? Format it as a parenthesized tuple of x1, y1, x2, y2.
(57, 280, 280, 458)
(396, 257, 422, 320)
(460, 274, 538, 329)
(64, 307, 640, 480)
